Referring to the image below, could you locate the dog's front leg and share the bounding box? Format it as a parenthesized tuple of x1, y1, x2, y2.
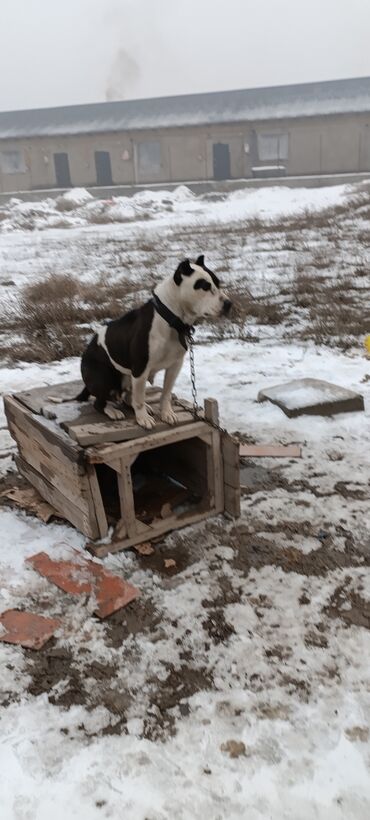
(132, 374, 156, 429)
(160, 360, 183, 425)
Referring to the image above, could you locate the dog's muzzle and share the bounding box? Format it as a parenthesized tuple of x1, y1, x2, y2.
(222, 299, 232, 316)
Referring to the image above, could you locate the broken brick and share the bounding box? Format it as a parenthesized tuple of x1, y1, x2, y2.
(27, 552, 139, 618)
(27, 552, 91, 595)
(0, 609, 61, 650)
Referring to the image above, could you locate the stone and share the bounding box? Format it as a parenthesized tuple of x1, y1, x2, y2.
(258, 378, 364, 418)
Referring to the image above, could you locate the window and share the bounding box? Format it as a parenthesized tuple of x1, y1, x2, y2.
(0, 149, 26, 174)
(137, 141, 161, 176)
(257, 133, 289, 162)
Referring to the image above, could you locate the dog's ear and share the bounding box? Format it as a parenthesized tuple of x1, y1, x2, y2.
(173, 258, 194, 286)
(196, 254, 205, 267)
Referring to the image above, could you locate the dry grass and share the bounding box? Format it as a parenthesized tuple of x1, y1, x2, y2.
(0, 272, 141, 362)
(291, 270, 370, 347)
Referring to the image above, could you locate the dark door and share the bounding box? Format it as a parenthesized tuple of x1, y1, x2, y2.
(95, 151, 113, 185)
(53, 153, 71, 187)
(212, 143, 231, 180)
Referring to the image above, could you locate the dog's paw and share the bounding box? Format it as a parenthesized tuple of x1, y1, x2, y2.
(161, 407, 178, 425)
(104, 405, 125, 421)
(136, 410, 156, 430)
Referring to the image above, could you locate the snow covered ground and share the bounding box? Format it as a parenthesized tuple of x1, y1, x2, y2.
(0, 184, 370, 819)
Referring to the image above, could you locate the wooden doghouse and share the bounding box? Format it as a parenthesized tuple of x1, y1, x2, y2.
(4, 380, 240, 558)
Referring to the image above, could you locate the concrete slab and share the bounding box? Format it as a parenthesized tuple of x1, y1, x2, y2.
(27, 552, 139, 618)
(0, 610, 61, 649)
(258, 378, 364, 418)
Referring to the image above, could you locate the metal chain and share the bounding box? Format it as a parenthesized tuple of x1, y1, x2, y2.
(179, 329, 228, 435)
(188, 329, 200, 418)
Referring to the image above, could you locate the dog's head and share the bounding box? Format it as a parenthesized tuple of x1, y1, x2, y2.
(173, 255, 232, 321)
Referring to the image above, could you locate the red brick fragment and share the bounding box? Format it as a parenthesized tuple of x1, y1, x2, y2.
(0, 609, 61, 649)
(27, 552, 139, 618)
(27, 552, 92, 595)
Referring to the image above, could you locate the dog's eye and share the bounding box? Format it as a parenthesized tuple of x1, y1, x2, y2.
(194, 278, 211, 291)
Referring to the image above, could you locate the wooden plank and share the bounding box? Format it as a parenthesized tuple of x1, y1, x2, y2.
(13, 380, 84, 416)
(222, 434, 240, 470)
(136, 520, 153, 535)
(86, 464, 109, 539)
(89, 506, 216, 558)
(12, 427, 91, 514)
(65, 410, 194, 447)
(205, 431, 216, 509)
(102, 452, 139, 474)
(211, 429, 224, 513)
(224, 483, 241, 518)
(239, 443, 302, 458)
(15, 456, 99, 539)
(114, 516, 153, 540)
(117, 460, 137, 539)
(172, 396, 204, 418)
(4, 396, 85, 470)
(85, 421, 210, 464)
(224, 460, 239, 489)
(222, 433, 240, 518)
(8, 421, 82, 479)
(204, 398, 219, 425)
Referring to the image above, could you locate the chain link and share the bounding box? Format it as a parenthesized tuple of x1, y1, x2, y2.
(176, 329, 228, 435)
(188, 329, 200, 418)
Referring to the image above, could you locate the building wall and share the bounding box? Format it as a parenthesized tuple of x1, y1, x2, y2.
(1, 112, 370, 192)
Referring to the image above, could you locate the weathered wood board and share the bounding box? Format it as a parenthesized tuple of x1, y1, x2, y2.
(15, 380, 85, 415)
(15, 456, 99, 540)
(62, 405, 195, 446)
(222, 433, 241, 518)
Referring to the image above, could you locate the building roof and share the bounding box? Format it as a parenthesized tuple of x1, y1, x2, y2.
(1, 76, 370, 139)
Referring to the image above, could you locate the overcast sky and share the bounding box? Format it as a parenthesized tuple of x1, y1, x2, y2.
(1, 0, 370, 111)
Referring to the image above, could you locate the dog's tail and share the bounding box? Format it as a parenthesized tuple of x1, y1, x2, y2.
(47, 386, 90, 405)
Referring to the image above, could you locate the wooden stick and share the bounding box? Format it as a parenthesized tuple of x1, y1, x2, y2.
(204, 398, 219, 426)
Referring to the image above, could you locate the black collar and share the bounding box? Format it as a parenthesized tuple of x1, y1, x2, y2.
(151, 292, 194, 350)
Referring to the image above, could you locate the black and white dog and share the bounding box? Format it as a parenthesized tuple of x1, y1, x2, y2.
(75, 256, 231, 429)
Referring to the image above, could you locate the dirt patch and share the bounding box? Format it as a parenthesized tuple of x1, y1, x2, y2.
(334, 482, 370, 501)
(279, 673, 311, 701)
(26, 644, 131, 730)
(239, 462, 341, 499)
(305, 628, 328, 649)
(104, 597, 162, 649)
(325, 582, 370, 629)
(130, 540, 191, 577)
(202, 608, 236, 645)
(26, 646, 88, 706)
(0, 472, 29, 506)
(265, 644, 292, 661)
(144, 665, 213, 740)
(345, 726, 370, 742)
(240, 463, 281, 493)
(229, 520, 369, 578)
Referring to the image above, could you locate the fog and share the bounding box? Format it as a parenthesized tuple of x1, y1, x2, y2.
(1, 0, 370, 111)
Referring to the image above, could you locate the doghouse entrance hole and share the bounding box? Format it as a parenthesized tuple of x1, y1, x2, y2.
(94, 463, 120, 524)
(95, 435, 210, 526)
